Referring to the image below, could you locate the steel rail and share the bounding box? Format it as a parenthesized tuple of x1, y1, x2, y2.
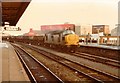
(12, 44, 64, 83)
(24, 44, 120, 82)
(73, 52, 120, 68)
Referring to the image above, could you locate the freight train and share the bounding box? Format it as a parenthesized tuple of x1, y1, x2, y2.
(3, 29, 80, 52)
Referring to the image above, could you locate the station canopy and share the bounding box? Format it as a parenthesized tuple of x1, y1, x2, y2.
(1, 0, 31, 26)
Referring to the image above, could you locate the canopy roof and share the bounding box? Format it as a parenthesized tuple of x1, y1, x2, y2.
(1, 0, 31, 26)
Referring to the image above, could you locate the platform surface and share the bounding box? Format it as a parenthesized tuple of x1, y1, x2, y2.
(80, 43, 120, 50)
(0, 42, 30, 82)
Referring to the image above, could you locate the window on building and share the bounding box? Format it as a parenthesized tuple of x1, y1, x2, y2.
(51, 35, 54, 41)
(45, 34, 48, 41)
(58, 34, 61, 42)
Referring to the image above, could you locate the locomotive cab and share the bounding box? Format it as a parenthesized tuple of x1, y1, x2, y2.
(63, 30, 79, 46)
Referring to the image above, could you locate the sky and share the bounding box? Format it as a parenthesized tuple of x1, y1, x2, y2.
(10, 0, 119, 35)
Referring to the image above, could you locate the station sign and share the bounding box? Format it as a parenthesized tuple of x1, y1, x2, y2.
(3, 26, 21, 31)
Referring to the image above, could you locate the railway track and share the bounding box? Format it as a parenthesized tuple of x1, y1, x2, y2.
(44, 44, 120, 68)
(72, 51, 120, 68)
(41, 44, 120, 68)
(12, 44, 63, 83)
(13, 43, 99, 82)
(20, 43, 120, 82)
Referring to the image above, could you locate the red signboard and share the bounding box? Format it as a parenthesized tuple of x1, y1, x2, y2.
(41, 24, 75, 31)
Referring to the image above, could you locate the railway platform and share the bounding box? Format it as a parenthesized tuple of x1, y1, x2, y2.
(80, 43, 120, 50)
(0, 42, 30, 82)
(78, 43, 120, 60)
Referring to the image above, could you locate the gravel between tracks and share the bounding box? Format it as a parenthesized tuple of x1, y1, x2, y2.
(21, 46, 92, 82)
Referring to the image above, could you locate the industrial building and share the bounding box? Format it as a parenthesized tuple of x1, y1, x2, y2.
(92, 25, 110, 35)
(41, 24, 93, 36)
(111, 26, 120, 36)
(75, 25, 92, 36)
(23, 28, 47, 36)
(111, 25, 120, 45)
(41, 24, 75, 31)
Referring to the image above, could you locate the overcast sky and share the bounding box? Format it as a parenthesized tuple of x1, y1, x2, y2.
(13, 0, 119, 35)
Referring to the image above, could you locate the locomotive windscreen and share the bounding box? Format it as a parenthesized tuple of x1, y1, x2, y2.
(62, 30, 75, 36)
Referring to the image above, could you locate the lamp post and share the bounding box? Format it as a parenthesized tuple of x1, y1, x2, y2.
(84, 27, 87, 44)
(117, 24, 120, 46)
(0, 1, 2, 43)
(97, 28, 100, 45)
(0, 1, 2, 83)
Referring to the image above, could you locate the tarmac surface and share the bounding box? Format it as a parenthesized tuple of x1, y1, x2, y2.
(0, 42, 30, 82)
